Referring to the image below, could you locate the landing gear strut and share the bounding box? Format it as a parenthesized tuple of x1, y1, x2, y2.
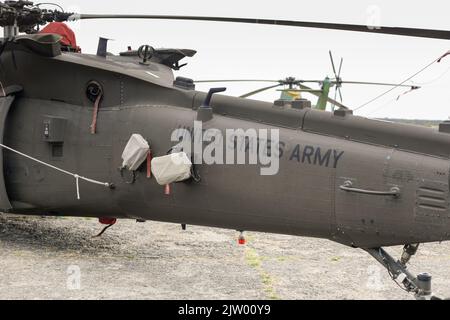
(364, 245, 441, 300)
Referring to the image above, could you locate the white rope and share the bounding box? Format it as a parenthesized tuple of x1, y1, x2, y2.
(0, 143, 112, 200)
(74, 174, 80, 200)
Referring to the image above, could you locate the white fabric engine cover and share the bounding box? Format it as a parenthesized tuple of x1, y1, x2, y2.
(151, 152, 192, 185)
(121, 134, 150, 171)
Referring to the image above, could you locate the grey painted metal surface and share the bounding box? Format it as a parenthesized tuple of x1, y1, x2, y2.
(0, 36, 449, 251)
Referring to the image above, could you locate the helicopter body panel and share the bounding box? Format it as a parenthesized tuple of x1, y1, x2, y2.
(0, 0, 450, 298)
(0, 41, 449, 248)
(1, 94, 450, 248)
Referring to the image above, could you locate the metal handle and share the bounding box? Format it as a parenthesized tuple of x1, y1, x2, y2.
(340, 181, 400, 197)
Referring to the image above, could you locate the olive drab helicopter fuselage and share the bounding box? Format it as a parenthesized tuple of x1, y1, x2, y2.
(0, 0, 450, 299)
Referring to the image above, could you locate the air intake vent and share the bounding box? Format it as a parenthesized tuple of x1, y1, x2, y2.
(415, 181, 448, 223)
(439, 120, 450, 134)
(417, 186, 447, 210)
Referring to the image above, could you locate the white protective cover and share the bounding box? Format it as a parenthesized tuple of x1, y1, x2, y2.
(121, 134, 150, 171)
(151, 152, 192, 185)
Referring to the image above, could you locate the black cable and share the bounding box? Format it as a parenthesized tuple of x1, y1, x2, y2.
(411, 66, 450, 85)
(93, 224, 114, 238)
(355, 53, 448, 111)
(386, 266, 411, 293)
(35, 2, 64, 12)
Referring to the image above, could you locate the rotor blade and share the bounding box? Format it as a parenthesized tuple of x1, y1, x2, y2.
(338, 87, 343, 102)
(195, 79, 278, 84)
(339, 81, 420, 88)
(195, 79, 420, 88)
(338, 58, 343, 78)
(195, 79, 326, 84)
(72, 14, 450, 40)
(276, 89, 323, 93)
(239, 84, 282, 98)
(329, 51, 337, 76)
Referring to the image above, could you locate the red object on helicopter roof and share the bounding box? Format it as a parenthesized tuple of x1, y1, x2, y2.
(39, 22, 81, 52)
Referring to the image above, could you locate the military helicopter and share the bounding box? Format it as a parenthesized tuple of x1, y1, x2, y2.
(0, 0, 450, 299)
(195, 51, 420, 111)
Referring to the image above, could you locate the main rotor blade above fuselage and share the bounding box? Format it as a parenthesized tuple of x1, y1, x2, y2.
(72, 14, 450, 40)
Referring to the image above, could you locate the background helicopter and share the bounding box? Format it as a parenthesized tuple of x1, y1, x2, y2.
(0, 0, 449, 300)
(195, 51, 420, 110)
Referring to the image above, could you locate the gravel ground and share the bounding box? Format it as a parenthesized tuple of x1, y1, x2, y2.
(1, 213, 450, 300)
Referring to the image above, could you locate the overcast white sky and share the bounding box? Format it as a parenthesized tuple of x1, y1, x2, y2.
(28, 1, 450, 119)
